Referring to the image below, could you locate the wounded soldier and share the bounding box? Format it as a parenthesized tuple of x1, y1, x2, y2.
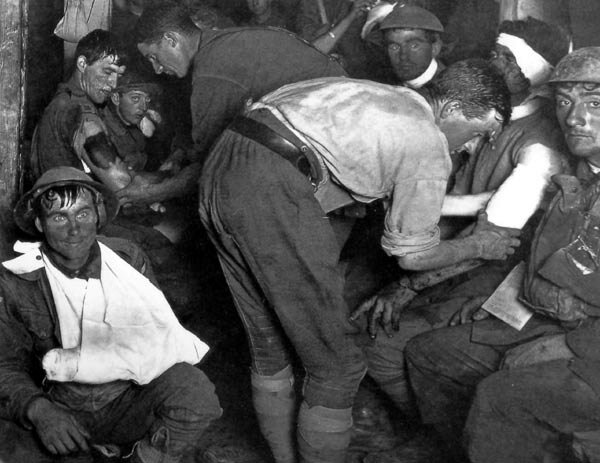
(0, 167, 221, 463)
(406, 47, 600, 463)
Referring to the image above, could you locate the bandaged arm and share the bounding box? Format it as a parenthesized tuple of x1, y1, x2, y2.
(485, 143, 562, 228)
(441, 143, 561, 225)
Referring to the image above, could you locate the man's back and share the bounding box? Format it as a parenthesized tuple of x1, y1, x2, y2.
(190, 27, 347, 155)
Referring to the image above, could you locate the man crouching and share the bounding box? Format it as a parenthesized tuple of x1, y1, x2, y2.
(0, 166, 221, 462)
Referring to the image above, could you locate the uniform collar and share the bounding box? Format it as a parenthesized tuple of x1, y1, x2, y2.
(511, 97, 545, 121)
(103, 104, 129, 136)
(404, 59, 438, 89)
(58, 76, 88, 98)
(2, 241, 102, 280)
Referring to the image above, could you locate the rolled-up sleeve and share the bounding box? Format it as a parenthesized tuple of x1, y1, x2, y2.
(381, 177, 447, 256)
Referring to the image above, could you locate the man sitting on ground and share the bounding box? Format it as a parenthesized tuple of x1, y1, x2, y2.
(0, 167, 221, 463)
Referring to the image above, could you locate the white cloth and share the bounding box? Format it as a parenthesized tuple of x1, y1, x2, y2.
(3, 241, 209, 385)
(485, 147, 554, 228)
(496, 33, 554, 88)
(510, 96, 544, 121)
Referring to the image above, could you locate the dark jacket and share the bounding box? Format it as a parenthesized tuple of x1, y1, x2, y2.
(0, 237, 154, 427)
(189, 27, 346, 159)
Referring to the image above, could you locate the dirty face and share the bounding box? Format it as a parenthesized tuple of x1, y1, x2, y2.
(489, 44, 530, 95)
(555, 82, 600, 167)
(385, 28, 438, 82)
(439, 107, 504, 152)
(247, 0, 271, 15)
(35, 189, 98, 270)
(115, 89, 152, 126)
(137, 37, 190, 78)
(80, 54, 125, 104)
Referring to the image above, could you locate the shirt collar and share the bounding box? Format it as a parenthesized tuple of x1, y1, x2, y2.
(511, 97, 545, 120)
(404, 59, 438, 89)
(103, 104, 129, 136)
(41, 241, 102, 280)
(58, 76, 88, 98)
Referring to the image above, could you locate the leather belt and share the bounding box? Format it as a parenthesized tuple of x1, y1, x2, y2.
(227, 109, 354, 213)
(228, 113, 317, 181)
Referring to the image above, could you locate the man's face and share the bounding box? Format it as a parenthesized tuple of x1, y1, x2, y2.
(114, 89, 152, 126)
(247, 0, 271, 15)
(489, 44, 530, 95)
(385, 28, 438, 82)
(137, 36, 190, 78)
(439, 107, 504, 152)
(80, 55, 125, 104)
(35, 189, 99, 270)
(555, 83, 600, 167)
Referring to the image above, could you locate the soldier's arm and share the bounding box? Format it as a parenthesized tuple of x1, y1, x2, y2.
(72, 109, 132, 192)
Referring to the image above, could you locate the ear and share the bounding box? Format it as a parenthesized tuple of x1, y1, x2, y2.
(110, 92, 120, 106)
(163, 31, 179, 48)
(431, 39, 442, 58)
(34, 217, 43, 234)
(440, 101, 462, 119)
(76, 55, 87, 73)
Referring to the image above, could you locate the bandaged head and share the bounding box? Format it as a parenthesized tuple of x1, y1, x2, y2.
(496, 17, 570, 88)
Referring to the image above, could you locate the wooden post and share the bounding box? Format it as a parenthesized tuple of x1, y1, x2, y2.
(0, 0, 28, 259)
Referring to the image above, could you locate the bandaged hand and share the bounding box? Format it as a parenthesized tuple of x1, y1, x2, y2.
(42, 347, 80, 382)
(472, 211, 521, 260)
(27, 398, 90, 455)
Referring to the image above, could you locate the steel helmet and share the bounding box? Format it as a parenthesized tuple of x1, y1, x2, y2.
(548, 47, 600, 85)
(14, 166, 119, 236)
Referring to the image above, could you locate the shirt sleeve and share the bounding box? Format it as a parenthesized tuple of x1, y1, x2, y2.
(381, 177, 446, 256)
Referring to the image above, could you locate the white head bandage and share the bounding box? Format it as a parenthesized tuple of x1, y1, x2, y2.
(496, 33, 554, 88)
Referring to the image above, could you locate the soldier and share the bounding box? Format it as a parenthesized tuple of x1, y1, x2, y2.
(406, 47, 600, 463)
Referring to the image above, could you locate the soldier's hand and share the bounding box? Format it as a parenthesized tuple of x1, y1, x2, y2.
(352, 0, 379, 15)
(27, 398, 90, 456)
(449, 296, 489, 326)
(472, 211, 521, 260)
(116, 174, 152, 206)
(349, 281, 417, 339)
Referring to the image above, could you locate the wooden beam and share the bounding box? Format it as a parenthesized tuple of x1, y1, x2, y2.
(0, 0, 28, 259)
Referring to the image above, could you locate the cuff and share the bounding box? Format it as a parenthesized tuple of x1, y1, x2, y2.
(380, 226, 440, 257)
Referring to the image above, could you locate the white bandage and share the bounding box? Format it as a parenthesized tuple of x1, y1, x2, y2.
(485, 146, 555, 228)
(496, 33, 554, 88)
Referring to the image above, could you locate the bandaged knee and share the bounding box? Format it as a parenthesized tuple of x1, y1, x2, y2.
(297, 401, 352, 463)
(251, 366, 296, 463)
